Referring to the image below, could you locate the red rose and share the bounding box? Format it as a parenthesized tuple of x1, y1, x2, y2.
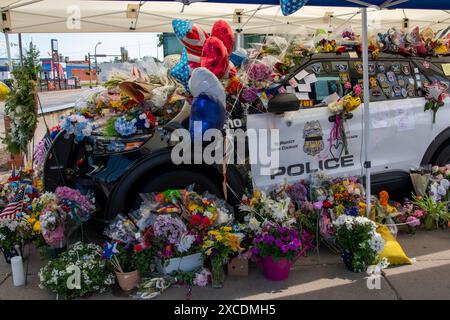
(323, 200, 333, 209)
(134, 243, 143, 253)
(191, 214, 202, 226)
(200, 216, 211, 228)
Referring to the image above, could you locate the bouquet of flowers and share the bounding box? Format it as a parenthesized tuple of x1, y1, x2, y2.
(330, 177, 365, 216)
(395, 198, 426, 234)
(428, 165, 450, 202)
(334, 215, 384, 272)
(0, 219, 29, 262)
(55, 186, 94, 222)
(239, 190, 296, 232)
(202, 226, 242, 287)
(39, 204, 66, 249)
(39, 242, 115, 299)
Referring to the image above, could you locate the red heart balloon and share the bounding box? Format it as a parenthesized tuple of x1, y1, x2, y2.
(211, 20, 235, 55)
(201, 36, 229, 79)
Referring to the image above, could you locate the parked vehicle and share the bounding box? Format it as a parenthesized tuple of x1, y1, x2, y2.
(43, 52, 450, 222)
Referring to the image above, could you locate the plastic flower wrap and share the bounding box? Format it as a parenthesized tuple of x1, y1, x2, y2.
(104, 214, 140, 244)
(245, 61, 272, 82)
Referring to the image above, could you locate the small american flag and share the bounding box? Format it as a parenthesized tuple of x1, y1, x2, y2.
(0, 188, 24, 220)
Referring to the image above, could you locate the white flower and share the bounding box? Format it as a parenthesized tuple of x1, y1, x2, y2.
(268, 197, 291, 222)
(369, 232, 385, 254)
(248, 217, 261, 231)
(217, 208, 231, 225)
(176, 233, 196, 253)
(440, 179, 450, 190)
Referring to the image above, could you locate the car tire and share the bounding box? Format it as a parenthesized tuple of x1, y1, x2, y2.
(126, 169, 222, 211)
(435, 144, 450, 166)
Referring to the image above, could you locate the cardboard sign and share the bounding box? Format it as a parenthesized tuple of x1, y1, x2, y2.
(442, 63, 450, 76)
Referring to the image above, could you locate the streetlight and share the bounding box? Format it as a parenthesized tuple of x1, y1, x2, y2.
(94, 42, 101, 85)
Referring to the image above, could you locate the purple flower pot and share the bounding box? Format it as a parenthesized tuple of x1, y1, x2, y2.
(262, 256, 292, 281)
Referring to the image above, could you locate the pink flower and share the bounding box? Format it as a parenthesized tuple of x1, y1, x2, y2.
(344, 82, 352, 89)
(406, 216, 421, 227)
(412, 210, 424, 219)
(313, 201, 323, 210)
(353, 85, 362, 96)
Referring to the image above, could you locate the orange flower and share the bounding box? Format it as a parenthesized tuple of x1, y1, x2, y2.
(379, 191, 389, 207)
(225, 77, 243, 95)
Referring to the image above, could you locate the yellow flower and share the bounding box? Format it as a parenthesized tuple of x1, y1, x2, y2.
(221, 226, 232, 232)
(188, 204, 199, 212)
(33, 221, 41, 233)
(27, 217, 36, 225)
(253, 190, 261, 198)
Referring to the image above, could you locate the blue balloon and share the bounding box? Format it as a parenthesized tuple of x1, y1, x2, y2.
(189, 94, 225, 140)
(280, 0, 309, 16)
(170, 48, 190, 91)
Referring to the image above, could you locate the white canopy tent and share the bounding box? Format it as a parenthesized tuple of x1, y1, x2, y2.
(2, 0, 450, 216)
(1, 0, 450, 34)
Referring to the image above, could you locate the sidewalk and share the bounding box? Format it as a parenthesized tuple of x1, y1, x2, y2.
(0, 229, 449, 300)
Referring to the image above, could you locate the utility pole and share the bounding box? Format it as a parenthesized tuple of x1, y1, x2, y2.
(88, 52, 92, 89)
(94, 42, 101, 86)
(18, 33, 23, 66)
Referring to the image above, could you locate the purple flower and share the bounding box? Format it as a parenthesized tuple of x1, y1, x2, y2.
(241, 87, 259, 103)
(313, 201, 323, 209)
(344, 206, 359, 217)
(275, 239, 283, 248)
(247, 62, 271, 81)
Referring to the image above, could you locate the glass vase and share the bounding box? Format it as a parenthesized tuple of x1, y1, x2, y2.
(211, 257, 225, 288)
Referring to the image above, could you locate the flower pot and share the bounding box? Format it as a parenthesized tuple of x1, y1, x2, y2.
(341, 250, 365, 273)
(262, 256, 292, 281)
(156, 252, 203, 275)
(115, 270, 140, 291)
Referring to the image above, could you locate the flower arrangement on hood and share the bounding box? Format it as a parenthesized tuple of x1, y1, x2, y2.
(59, 113, 94, 142)
(114, 116, 137, 137)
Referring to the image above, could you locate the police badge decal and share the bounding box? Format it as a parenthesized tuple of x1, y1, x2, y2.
(303, 121, 325, 156)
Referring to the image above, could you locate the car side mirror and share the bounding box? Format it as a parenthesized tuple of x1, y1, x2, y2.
(268, 93, 300, 114)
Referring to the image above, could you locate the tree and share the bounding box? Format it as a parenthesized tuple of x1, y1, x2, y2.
(3, 42, 40, 155)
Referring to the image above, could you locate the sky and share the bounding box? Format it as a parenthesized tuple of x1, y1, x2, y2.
(0, 32, 164, 62)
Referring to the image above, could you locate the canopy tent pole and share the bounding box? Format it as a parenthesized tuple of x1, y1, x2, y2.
(4, 32, 13, 75)
(361, 7, 371, 217)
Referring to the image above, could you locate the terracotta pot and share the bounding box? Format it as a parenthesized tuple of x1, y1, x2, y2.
(8, 153, 23, 170)
(115, 270, 140, 291)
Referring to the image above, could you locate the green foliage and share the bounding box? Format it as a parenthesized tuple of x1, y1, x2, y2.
(132, 248, 156, 276)
(104, 117, 119, 137)
(413, 195, 450, 230)
(3, 43, 40, 155)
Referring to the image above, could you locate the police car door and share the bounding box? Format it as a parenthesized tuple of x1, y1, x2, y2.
(247, 57, 364, 190)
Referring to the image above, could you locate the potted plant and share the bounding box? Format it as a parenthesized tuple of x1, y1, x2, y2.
(39, 242, 115, 299)
(251, 225, 304, 281)
(333, 215, 385, 272)
(413, 195, 450, 230)
(202, 226, 242, 288)
(99, 241, 141, 292)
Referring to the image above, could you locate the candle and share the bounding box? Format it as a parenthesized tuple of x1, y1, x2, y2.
(11, 256, 25, 286)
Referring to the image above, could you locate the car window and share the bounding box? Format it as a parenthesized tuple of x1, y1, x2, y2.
(301, 62, 345, 106)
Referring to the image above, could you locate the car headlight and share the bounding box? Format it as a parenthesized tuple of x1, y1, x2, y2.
(91, 134, 151, 155)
